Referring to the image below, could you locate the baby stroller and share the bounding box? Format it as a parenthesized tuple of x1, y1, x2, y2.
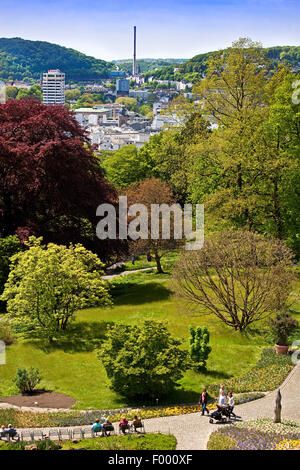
(209, 405, 231, 424)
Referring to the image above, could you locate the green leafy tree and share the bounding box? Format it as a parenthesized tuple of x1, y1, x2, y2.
(139, 104, 153, 118)
(101, 145, 151, 189)
(188, 41, 300, 254)
(99, 321, 189, 398)
(189, 326, 211, 371)
(115, 97, 137, 111)
(1, 237, 111, 338)
(65, 88, 81, 102)
(16, 85, 42, 101)
(5, 85, 18, 99)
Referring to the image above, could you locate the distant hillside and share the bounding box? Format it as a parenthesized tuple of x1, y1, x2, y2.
(112, 58, 187, 74)
(145, 46, 300, 83)
(0, 37, 114, 82)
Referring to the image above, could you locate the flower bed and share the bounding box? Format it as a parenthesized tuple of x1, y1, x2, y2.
(207, 348, 294, 395)
(207, 419, 300, 450)
(276, 439, 300, 450)
(0, 392, 264, 428)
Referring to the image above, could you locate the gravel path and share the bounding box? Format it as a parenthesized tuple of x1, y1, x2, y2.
(5, 361, 299, 450)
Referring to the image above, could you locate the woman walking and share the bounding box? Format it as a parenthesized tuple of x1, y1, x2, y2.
(199, 388, 209, 416)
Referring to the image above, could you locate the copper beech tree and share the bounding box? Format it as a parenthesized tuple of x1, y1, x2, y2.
(172, 231, 295, 331)
(124, 178, 181, 273)
(0, 98, 120, 261)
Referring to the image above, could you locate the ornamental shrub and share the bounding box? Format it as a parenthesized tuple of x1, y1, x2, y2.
(13, 367, 42, 395)
(189, 326, 211, 371)
(99, 320, 189, 398)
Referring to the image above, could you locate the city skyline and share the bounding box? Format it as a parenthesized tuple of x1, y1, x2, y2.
(0, 0, 299, 61)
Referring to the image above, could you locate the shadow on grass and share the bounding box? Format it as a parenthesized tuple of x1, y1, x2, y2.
(112, 282, 172, 306)
(123, 389, 202, 407)
(28, 321, 114, 354)
(202, 369, 232, 380)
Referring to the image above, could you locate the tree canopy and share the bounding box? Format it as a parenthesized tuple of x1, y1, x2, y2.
(1, 237, 111, 337)
(99, 320, 189, 398)
(0, 98, 120, 261)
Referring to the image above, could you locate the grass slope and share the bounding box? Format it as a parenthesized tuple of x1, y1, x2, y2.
(0, 267, 299, 410)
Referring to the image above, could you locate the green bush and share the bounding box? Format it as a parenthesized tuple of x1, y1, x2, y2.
(207, 432, 237, 450)
(13, 367, 42, 395)
(99, 320, 189, 398)
(0, 320, 16, 345)
(189, 326, 211, 371)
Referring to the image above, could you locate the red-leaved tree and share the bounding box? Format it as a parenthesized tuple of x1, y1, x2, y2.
(0, 98, 122, 261)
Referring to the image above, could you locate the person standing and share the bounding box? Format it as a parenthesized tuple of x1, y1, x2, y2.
(218, 391, 226, 406)
(227, 392, 236, 417)
(199, 388, 209, 415)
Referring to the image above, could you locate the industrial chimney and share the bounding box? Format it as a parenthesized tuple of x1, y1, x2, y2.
(133, 26, 136, 76)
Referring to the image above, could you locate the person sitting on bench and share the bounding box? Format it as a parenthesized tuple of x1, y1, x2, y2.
(132, 415, 143, 432)
(7, 424, 17, 438)
(119, 417, 129, 434)
(0, 425, 6, 438)
(91, 419, 102, 435)
(102, 418, 113, 436)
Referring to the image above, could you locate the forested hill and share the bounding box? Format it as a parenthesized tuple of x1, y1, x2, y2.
(112, 58, 187, 74)
(0, 37, 113, 82)
(144, 46, 300, 82)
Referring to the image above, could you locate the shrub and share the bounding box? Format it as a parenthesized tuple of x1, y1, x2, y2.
(99, 320, 189, 398)
(189, 326, 211, 371)
(0, 320, 16, 345)
(207, 432, 236, 450)
(268, 311, 298, 346)
(13, 367, 42, 395)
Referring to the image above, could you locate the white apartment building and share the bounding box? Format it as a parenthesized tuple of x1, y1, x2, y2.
(42, 70, 65, 105)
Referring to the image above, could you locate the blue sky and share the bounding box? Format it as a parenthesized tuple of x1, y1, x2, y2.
(0, 0, 299, 60)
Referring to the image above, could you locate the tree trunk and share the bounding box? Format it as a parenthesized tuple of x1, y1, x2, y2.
(154, 254, 164, 274)
(273, 178, 283, 239)
(274, 389, 282, 423)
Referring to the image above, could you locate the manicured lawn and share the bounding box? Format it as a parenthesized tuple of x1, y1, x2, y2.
(0, 268, 298, 410)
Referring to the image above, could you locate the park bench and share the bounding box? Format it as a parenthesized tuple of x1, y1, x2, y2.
(0, 430, 20, 442)
(130, 421, 145, 434)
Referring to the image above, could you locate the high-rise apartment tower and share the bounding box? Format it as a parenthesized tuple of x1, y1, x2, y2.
(42, 69, 65, 105)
